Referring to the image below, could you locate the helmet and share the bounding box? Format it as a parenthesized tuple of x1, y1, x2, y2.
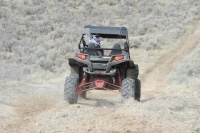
(89, 34, 101, 46)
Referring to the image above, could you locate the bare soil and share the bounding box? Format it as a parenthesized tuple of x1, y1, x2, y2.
(0, 22, 200, 133)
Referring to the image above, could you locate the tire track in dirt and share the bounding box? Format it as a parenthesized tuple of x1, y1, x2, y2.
(141, 21, 200, 100)
(0, 81, 65, 133)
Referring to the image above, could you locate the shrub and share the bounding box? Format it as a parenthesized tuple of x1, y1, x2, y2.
(169, 28, 184, 39)
(155, 34, 166, 45)
(23, 66, 31, 75)
(145, 39, 158, 50)
(130, 37, 141, 48)
(169, 49, 200, 84)
(1, 0, 200, 76)
(34, 47, 47, 58)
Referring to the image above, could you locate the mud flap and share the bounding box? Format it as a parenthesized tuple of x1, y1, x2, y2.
(126, 64, 139, 79)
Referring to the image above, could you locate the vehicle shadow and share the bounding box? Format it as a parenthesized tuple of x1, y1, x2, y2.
(78, 97, 121, 108)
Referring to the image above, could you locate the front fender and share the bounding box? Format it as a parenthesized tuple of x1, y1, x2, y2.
(68, 56, 93, 72)
(106, 59, 130, 72)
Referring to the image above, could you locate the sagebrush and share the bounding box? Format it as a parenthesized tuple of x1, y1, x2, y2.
(0, 0, 200, 74)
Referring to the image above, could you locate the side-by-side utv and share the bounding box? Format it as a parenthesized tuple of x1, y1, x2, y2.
(64, 25, 141, 104)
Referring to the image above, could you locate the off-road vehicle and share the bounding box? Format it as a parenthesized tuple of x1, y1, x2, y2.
(64, 25, 141, 104)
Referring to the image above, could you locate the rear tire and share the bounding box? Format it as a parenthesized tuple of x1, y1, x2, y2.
(121, 78, 135, 100)
(64, 75, 78, 104)
(135, 79, 141, 102)
(126, 67, 141, 102)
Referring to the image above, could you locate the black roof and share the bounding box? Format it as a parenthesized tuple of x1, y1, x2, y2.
(82, 25, 128, 39)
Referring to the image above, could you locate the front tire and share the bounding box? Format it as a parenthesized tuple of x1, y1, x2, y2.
(64, 75, 78, 104)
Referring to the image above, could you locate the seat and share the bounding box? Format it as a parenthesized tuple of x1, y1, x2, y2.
(109, 43, 122, 56)
(85, 43, 103, 56)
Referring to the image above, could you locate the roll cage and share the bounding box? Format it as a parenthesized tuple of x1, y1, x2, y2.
(78, 25, 130, 53)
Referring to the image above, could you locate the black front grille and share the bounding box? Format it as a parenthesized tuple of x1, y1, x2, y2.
(92, 63, 107, 70)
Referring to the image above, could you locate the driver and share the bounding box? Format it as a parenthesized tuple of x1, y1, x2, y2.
(88, 34, 104, 56)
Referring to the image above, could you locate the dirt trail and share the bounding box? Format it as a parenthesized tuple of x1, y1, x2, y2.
(1, 22, 200, 132)
(141, 21, 200, 100)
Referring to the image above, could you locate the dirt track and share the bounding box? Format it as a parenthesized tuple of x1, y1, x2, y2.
(0, 22, 200, 133)
(142, 21, 200, 100)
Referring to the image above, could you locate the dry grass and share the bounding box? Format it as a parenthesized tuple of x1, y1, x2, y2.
(0, 0, 200, 79)
(0, 80, 9, 90)
(169, 49, 200, 85)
